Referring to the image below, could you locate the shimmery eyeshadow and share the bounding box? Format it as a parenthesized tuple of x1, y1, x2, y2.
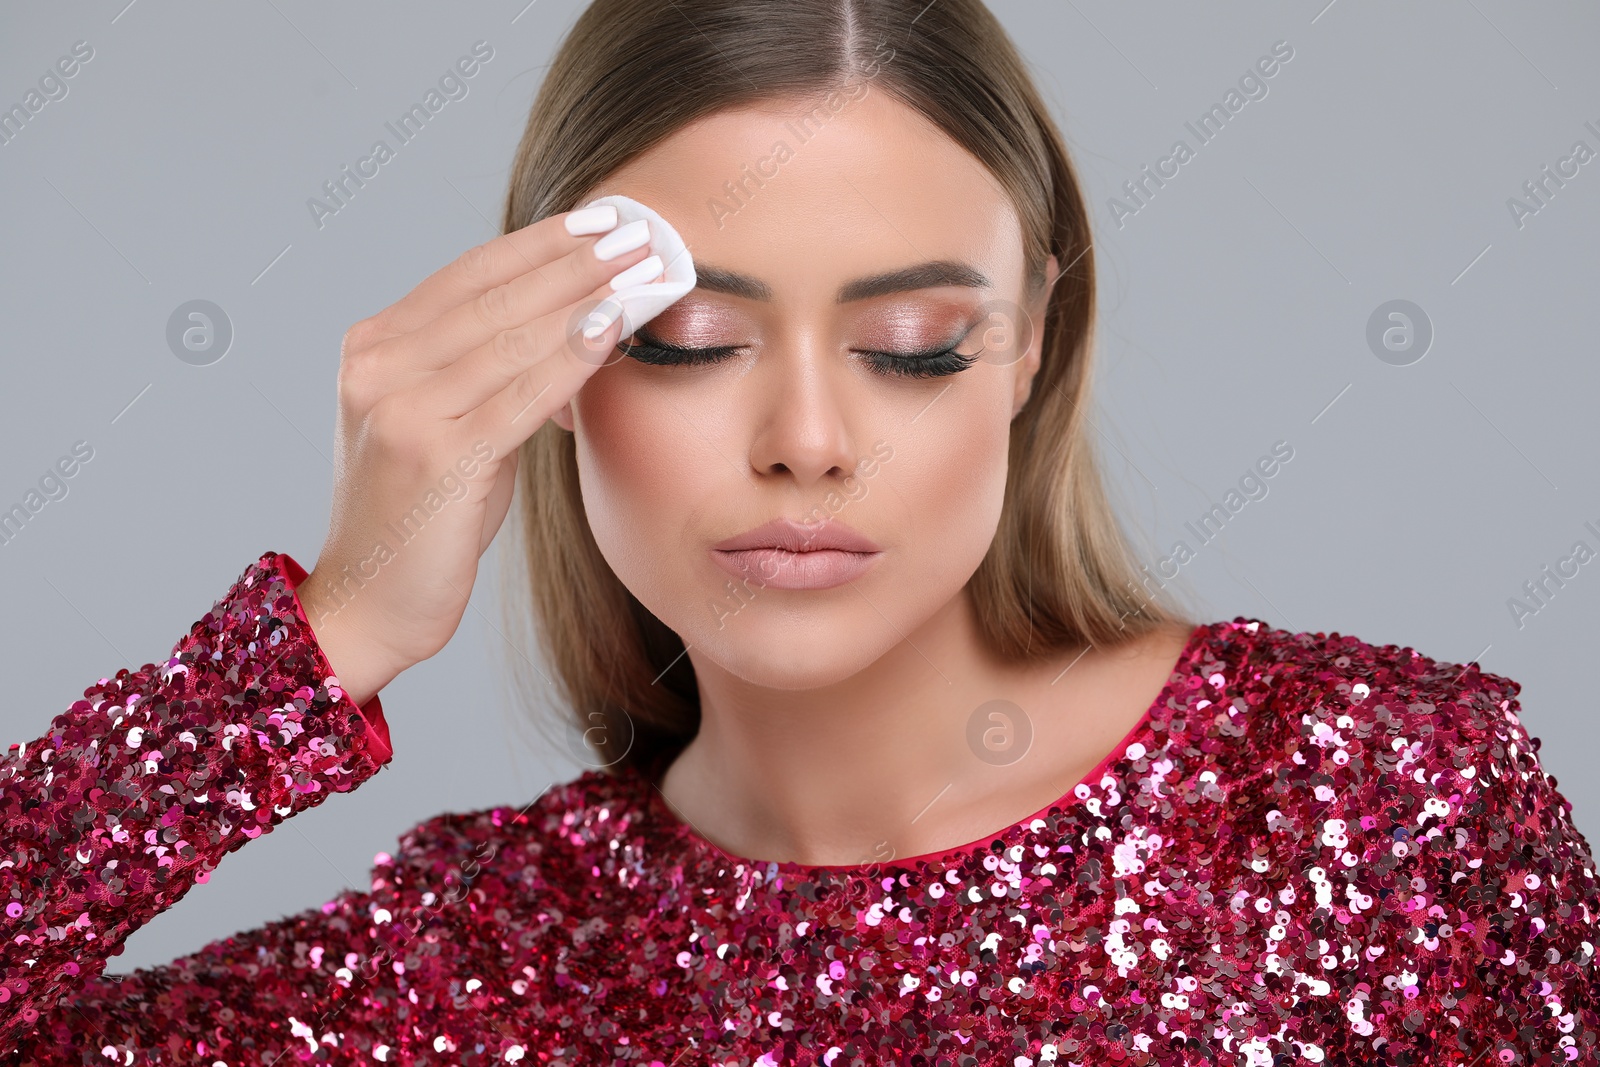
(634, 301, 748, 348)
(849, 302, 982, 353)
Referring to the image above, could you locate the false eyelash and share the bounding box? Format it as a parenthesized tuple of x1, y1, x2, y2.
(616, 332, 741, 367)
(617, 331, 980, 379)
(857, 347, 979, 379)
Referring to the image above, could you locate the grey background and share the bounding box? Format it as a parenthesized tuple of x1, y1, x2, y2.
(1, 1, 1594, 974)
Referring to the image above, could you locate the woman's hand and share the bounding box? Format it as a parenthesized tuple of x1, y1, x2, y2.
(297, 206, 660, 707)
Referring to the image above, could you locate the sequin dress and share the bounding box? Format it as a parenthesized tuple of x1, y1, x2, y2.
(3, 552, 1596, 1065)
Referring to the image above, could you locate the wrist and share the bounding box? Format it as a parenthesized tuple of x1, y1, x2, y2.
(297, 568, 405, 708)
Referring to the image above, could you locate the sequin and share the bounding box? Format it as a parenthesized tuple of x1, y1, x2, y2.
(2, 552, 1597, 1064)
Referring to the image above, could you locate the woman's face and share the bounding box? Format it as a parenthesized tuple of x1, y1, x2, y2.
(558, 89, 1053, 690)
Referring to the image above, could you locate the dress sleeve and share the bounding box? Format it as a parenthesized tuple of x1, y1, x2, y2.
(1409, 669, 1600, 1063)
(0, 551, 394, 1053)
(6, 851, 425, 1066)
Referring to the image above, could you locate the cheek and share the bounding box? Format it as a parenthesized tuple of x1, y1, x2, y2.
(570, 367, 742, 623)
(891, 386, 1012, 569)
(571, 371, 683, 572)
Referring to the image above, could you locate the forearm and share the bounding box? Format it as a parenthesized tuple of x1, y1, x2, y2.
(0, 551, 392, 1048)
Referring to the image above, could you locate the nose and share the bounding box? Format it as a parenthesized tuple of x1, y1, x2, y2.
(745, 334, 862, 488)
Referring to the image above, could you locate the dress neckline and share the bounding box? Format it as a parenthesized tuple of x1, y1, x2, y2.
(637, 621, 1212, 876)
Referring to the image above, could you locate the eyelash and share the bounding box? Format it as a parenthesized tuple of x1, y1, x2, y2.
(617, 332, 979, 379)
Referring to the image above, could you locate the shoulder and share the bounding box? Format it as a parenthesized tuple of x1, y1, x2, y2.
(1204, 614, 1520, 706)
(1195, 615, 1564, 819)
(1189, 615, 1527, 752)
(1186, 619, 1600, 1055)
(369, 767, 655, 910)
(1177, 615, 1593, 888)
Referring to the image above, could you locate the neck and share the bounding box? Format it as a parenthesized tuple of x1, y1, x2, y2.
(658, 586, 1056, 867)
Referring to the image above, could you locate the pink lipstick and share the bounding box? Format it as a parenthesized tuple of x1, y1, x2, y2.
(710, 518, 882, 590)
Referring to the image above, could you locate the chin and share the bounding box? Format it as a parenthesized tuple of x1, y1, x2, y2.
(685, 604, 909, 690)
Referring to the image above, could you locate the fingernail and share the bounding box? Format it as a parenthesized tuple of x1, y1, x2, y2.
(565, 205, 618, 235)
(581, 300, 622, 340)
(594, 218, 650, 261)
(608, 254, 664, 291)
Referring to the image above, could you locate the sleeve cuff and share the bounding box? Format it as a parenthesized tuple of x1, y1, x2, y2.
(277, 552, 394, 765)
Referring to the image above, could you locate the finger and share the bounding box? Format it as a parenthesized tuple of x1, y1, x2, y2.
(460, 307, 626, 460)
(395, 219, 657, 376)
(425, 260, 661, 416)
(368, 207, 623, 339)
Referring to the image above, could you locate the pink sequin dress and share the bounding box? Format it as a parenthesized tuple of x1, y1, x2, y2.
(2, 552, 1596, 1065)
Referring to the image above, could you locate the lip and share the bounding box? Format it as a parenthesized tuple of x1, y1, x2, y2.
(710, 518, 883, 591)
(713, 518, 881, 553)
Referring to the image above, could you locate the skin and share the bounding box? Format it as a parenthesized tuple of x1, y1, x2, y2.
(549, 89, 1196, 867)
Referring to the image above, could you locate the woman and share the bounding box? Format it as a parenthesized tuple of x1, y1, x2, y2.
(4, 0, 1596, 1062)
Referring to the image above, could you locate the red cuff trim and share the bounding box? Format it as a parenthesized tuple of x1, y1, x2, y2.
(278, 552, 394, 765)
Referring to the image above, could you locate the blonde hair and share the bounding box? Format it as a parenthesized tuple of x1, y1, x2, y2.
(497, 0, 1189, 777)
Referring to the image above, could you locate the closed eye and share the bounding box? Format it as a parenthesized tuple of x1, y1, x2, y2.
(617, 328, 980, 379)
(857, 344, 978, 379)
(616, 330, 741, 368)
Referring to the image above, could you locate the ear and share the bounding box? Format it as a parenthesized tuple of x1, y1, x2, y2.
(551, 401, 575, 432)
(1012, 253, 1058, 419)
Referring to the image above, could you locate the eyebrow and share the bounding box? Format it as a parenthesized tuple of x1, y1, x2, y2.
(690, 259, 994, 303)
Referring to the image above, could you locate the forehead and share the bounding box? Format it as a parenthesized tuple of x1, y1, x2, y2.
(585, 90, 1027, 304)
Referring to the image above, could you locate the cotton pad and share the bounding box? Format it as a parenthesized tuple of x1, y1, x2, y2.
(581, 194, 697, 338)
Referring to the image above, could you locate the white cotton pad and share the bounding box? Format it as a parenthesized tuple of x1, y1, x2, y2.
(581, 194, 697, 337)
